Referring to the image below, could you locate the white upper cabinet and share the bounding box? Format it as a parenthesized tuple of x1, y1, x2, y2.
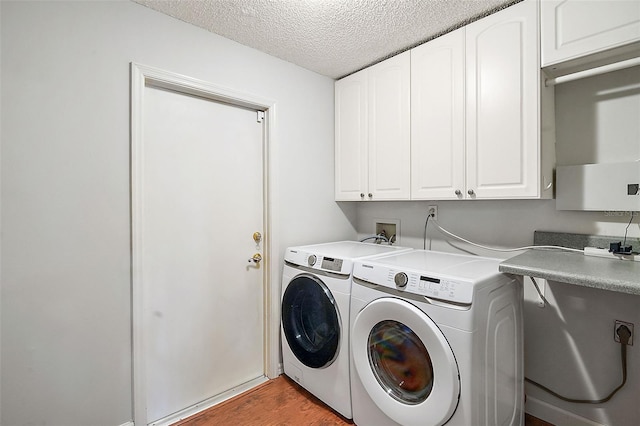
(466, 0, 545, 199)
(368, 52, 411, 200)
(335, 69, 368, 201)
(541, 0, 640, 67)
(411, 28, 466, 200)
(335, 51, 410, 201)
(412, 0, 551, 200)
(339, 0, 553, 201)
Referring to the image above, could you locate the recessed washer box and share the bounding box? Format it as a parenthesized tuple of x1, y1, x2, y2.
(373, 219, 400, 245)
(556, 161, 640, 211)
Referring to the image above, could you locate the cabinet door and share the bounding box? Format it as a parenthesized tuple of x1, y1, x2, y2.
(368, 51, 411, 200)
(541, 0, 640, 67)
(466, 0, 539, 199)
(335, 69, 368, 201)
(411, 28, 465, 200)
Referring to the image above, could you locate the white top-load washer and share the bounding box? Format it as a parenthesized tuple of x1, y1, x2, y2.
(350, 250, 523, 426)
(281, 241, 412, 419)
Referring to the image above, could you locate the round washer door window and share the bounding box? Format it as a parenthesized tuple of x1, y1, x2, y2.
(281, 274, 340, 368)
(352, 298, 460, 426)
(369, 320, 434, 404)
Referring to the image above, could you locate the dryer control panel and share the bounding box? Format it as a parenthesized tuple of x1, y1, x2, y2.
(413, 274, 471, 304)
(284, 248, 352, 276)
(355, 264, 473, 304)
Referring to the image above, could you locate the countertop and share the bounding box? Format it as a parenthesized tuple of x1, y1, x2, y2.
(499, 250, 640, 295)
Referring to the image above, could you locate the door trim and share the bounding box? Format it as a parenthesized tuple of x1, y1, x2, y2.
(130, 62, 278, 426)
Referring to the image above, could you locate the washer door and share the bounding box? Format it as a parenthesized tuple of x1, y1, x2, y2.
(281, 274, 341, 368)
(352, 298, 460, 426)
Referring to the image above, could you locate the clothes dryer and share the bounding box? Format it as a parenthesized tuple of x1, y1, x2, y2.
(350, 250, 523, 426)
(281, 241, 412, 419)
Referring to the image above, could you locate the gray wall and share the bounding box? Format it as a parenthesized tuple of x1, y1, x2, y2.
(0, 1, 355, 425)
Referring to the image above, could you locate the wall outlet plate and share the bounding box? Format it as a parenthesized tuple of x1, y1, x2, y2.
(615, 320, 634, 346)
(428, 205, 438, 221)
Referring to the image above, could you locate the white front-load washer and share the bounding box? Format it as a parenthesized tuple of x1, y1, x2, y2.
(281, 241, 412, 419)
(350, 250, 523, 426)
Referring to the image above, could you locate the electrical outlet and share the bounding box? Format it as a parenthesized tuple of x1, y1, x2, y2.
(614, 320, 634, 346)
(428, 205, 438, 221)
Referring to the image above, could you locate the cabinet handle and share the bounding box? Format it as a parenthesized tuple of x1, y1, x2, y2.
(455, 189, 462, 196)
(467, 189, 475, 196)
(368, 193, 373, 198)
(360, 193, 365, 198)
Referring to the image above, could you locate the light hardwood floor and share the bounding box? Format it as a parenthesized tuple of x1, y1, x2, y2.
(172, 376, 553, 426)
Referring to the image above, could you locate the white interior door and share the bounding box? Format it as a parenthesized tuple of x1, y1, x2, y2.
(139, 84, 265, 424)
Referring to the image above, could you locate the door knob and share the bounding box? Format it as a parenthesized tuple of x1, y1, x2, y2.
(253, 232, 262, 244)
(248, 253, 262, 264)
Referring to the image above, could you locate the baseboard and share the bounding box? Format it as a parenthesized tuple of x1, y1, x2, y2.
(526, 396, 606, 426)
(148, 376, 268, 426)
(118, 422, 134, 426)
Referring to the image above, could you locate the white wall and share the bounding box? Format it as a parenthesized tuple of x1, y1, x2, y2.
(555, 66, 640, 166)
(0, 1, 355, 425)
(353, 67, 640, 425)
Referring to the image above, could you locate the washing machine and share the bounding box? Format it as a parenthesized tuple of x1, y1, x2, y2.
(350, 250, 523, 426)
(281, 241, 412, 419)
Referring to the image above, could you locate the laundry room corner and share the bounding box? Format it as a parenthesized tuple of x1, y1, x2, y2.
(353, 199, 640, 425)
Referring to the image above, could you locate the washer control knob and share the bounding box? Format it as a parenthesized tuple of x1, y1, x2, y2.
(308, 255, 317, 267)
(394, 272, 408, 288)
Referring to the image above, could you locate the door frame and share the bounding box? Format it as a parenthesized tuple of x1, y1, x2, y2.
(130, 62, 278, 426)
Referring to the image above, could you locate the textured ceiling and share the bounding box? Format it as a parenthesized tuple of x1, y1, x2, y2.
(133, 0, 518, 79)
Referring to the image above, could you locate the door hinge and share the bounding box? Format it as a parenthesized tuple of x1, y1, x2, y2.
(257, 111, 265, 123)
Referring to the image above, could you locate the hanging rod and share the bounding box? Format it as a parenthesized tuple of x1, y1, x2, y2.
(545, 56, 640, 87)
